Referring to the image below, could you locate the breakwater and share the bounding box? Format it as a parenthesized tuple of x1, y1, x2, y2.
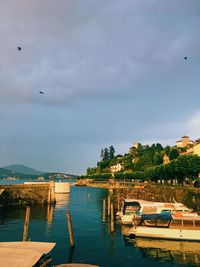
(0, 182, 56, 206)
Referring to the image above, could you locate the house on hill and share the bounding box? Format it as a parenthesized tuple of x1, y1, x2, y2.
(175, 136, 200, 156)
(175, 136, 194, 148)
(163, 154, 170, 164)
(110, 163, 124, 173)
(186, 141, 200, 156)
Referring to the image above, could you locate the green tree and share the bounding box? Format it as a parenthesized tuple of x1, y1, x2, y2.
(109, 145, 115, 160)
(103, 148, 109, 161)
(169, 147, 179, 160)
(173, 155, 200, 184)
(100, 149, 104, 160)
(164, 145, 171, 156)
(154, 152, 163, 165)
(156, 143, 163, 151)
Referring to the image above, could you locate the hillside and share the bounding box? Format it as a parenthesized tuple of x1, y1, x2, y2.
(3, 164, 44, 175)
(0, 164, 77, 180)
(82, 143, 200, 186)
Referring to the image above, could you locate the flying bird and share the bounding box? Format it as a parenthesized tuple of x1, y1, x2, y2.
(39, 91, 44, 94)
(184, 56, 187, 60)
(17, 46, 22, 51)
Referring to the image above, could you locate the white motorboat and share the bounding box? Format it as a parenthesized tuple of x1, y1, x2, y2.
(118, 199, 198, 225)
(129, 213, 200, 241)
(117, 199, 148, 225)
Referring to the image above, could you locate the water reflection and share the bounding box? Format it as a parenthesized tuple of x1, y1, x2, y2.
(46, 203, 55, 235)
(121, 225, 132, 236)
(0, 205, 48, 223)
(126, 237, 200, 266)
(0, 193, 70, 229)
(55, 193, 70, 209)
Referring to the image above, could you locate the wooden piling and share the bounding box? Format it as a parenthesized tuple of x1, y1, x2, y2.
(110, 203, 114, 232)
(50, 181, 56, 203)
(22, 206, 30, 241)
(108, 196, 111, 216)
(117, 196, 120, 212)
(66, 211, 75, 247)
(103, 199, 106, 223)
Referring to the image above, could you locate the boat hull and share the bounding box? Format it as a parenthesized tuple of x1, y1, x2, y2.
(121, 214, 135, 225)
(129, 227, 200, 241)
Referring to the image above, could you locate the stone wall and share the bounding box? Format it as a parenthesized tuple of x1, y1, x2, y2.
(112, 185, 200, 211)
(0, 182, 56, 206)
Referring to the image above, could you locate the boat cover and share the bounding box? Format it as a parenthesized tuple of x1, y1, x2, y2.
(141, 213, 172, 221)
(0, 241, 56, 267)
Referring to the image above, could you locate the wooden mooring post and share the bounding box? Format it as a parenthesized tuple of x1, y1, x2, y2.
(107, 196, 111, 216)
(117, 195, 120, 212)
(110, 203, 115, 232)
(66, 211, 75, 247)
(22, 206, 30, 241)
(102, 199, 106, 223)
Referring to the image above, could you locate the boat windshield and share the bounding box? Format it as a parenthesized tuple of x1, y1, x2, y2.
(123, 201, 140, 215)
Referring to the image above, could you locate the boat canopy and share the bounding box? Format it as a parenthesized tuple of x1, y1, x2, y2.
(123, 201, 141, 214)
(141, 213, 172, 221)
(0, 241, 56, 267)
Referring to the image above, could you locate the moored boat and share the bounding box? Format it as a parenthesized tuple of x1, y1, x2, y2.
(129, 213, 200, 241)
(118, 199, 199, 225)
(0, 241, 56, 267)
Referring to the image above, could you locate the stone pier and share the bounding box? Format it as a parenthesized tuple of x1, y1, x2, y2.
(0, 182, 56, 207)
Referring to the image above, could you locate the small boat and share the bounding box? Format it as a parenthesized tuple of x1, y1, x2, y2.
(0, 241, 56, 267)
(129, 213, 200, 241)
(118, 199, 199, 225)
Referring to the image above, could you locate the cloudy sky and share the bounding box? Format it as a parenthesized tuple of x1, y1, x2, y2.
(0, 0, 200, 174)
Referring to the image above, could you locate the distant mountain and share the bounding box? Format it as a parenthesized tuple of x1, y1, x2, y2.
(2, 164, 44, 175)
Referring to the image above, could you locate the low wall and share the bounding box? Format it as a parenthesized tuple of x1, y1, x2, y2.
(0, 182, 56, 206)
(55, 182, 70, 193)
(112, 185, 200, 211)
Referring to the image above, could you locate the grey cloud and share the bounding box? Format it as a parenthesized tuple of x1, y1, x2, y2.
(1, 0, 200, 106)
(1, 0, 200, 173)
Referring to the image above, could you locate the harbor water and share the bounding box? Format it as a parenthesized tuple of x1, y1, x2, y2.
(0, 184, 200, 267)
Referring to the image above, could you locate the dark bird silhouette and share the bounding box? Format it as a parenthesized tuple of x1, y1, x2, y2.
(39, 91, 44, 94)
(184, 56, 187, 60)
(17, 46, 22, 51)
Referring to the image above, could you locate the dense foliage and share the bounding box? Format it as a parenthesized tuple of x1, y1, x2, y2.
(82, 143, 200, 185)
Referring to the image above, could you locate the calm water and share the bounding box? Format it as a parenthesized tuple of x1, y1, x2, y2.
(0, 183, 200, 267)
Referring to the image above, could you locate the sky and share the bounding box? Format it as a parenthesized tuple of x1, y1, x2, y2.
(0, 0, 200, 175)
